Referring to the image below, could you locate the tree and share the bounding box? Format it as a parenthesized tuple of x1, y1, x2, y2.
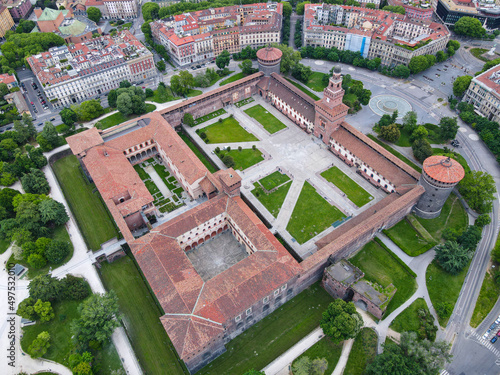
(475, 213, 491, 228)
(383, 5, 405, 14)
(60, 108, 78, 129)
(410, 125, 428, 142)
(86, 6, 101, 23)
(222, 155, 235, 168)
(366, 3, 376, 9)
(183, 113, 195, 127)
(39, 198, 69, 226)
(457, 225, 482, 251)
(17, 297, 36, 320)
(281, 1, 292, 17)
(292, 356, 328, 375)
(28, 274, 62, 302)
(21, 169, 50, 195)
(145, 88, 154, 98)
(435, 241, 470, 274)
(239, 59, 254, 75)
(292, 63, 313, 83)
(0, 83, 9, 98)
(34, 299, 55, 322)
(409, 55, 430, 74)
(119, 80, 131, 88)
(436, 50, 448, 63)
(116, 93, 133, 116)
(458, 170, 496, 213)
(403, 111, 417, 133)
(439, 117, 459, 141)
(73, 100, 104, 122)
(216, 50, 231, 70)
(62, 275, 91, 300)
(142, 2, 160, 21)
(454, 17, 486, 38)
(27, 253, 47, 269)
(243, 370, 265, 375)
(14, 117, 36, 144)
(296, 1, 311, 15)
(380, 123, 401, 143)
(71, 291, 121, 345)
(156, 60, 166, 72)
(453, 75, 472, 97)
(28, 331, 50, 358)
(412, 138, 432, 162)
(45, 240, 70, 264)
(392, 64, 411, 78)
(16, 20, 36, 34)
(320, 299, 362, 343)
(107, 89, 118, 108)
(274, 43, 301, 75)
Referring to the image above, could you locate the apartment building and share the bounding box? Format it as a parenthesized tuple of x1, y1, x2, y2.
(84, 0, 138, 19)
(303, 3, 449, 66)
(463, 64, 500, 123)
(436, 0, 500, 30)
(26, 30, 155, 108)
(3, 0, 32, 20)
(387, 0, 434, 21)
(0, 5, 14, 38)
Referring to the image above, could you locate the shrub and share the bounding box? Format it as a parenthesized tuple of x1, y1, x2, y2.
(215, 147, 220, 153)
(45, 240, 70, 264)
(62, 275, 91, 300)
(238, 146, 242, 151)
(227, 146, 231, 152)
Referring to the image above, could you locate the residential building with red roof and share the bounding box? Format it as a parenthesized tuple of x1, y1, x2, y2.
(463, 63, 500, 123)
(0, 73, 17, 89)
(388, 0, 434, 21)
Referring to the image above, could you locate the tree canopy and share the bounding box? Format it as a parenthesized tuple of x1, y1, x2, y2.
(454, 17, 486, 38)
(216, 50, 231, 70)
(320, 299, 363, 343)
(86, 6, 101, 23)
(273, 43, 301, 75)
(383, 5, 405, 14)
(170, 71, 195, 96)
(439, 117, 459, 141)
(412, 138, 433, 162)
(380, 123, 401, 143)
(458, 170, 496, 214)
(435, 241, 471, 274)
(453, 75, 472, 97)
(21, 168, 50, 195)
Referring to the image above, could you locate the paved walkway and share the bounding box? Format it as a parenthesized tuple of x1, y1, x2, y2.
(145, 165, 173, 198)
(332, 339, 354, 375)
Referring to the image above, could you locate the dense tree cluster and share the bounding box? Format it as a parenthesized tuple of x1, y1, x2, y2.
(171, 70, 195, 96)
(273, 43, 301, 75)
(453, 75, 472, 97)
(194, 68, 221, 88)
(320, 299, 363, 343)
(382, 5, 405, 14)
(454, 17, 486, 38)
(340, 73, 372, 113)
(71, 99, 104, 122)
(458, 170, 496, 214)
(108, 85, 147, 116)
(239, 59, 258, 75)
(232, 45, 260, 60)
(36, 121, 64, 152)
(293, 356, 328, 375)
(28, 274, 91, 302)
(295, 19, 303, 48)
(86, 6, 102, 23)
(15, 20, 36, 34)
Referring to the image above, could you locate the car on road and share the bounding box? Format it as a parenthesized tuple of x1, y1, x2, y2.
(492, 336, 498, 343)
(50, 117, 55, 121)
(196, 65, 201, 69)
(37, 122, 43, 126)
(490, 323, 497, 330)
(30, 101, 33, 104)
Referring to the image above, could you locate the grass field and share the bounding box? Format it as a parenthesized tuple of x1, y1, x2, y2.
(194, 109, 227, 125)
(470, 48, 496, 62)
(349, 240, 417, 317)
(286, 182, 346, 244)
(252, 181, 292, 217)
(285, 78, 320, 100)
(260, 171, 290, 190)
(198, 117, 258, 143)
(305, 72, 329, 92)
(471, 271, 500, 327)
(151, 90, 180, 104)
(218, 148, 263, 170)
(427, 259, 470, 326)
(320, 166, 373, 207)
(219, 72, 247, 86)
(390, 298, 428, 333)
(394, 123, 446, 147)
(52, 155, 119, 251)
(291, 336, 343, 374)
(178, 132, 218, 173)
(187, 89, 203, 97)
(383, 218, 436, 256)
(367, 134, 422, 172)
(197, 282, 334, 375)
(244, 104, 287, 134)
(99, 256, 188, 375)
(343, 328, 378, 375)
(97, 104, 156, 130)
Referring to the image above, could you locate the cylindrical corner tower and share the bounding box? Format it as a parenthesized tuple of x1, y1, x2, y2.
(414, 155, 465, 219)
(257, 45, 282, 76)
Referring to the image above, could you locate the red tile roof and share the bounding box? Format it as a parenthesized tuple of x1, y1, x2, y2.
(257, 46, 282, 62)
(423, 155, 465, 184)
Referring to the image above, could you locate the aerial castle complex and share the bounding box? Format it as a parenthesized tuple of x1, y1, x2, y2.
(67, 47, 457, 372)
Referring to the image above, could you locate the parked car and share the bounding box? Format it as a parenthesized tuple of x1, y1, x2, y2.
(496, 329, 500, 336)
(492, 336, 498, 343)
(491, 323, 497, 330)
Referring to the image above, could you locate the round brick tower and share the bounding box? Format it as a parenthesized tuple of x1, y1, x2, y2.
(414, 155, 465, 219)
(257, 45, 282, 76)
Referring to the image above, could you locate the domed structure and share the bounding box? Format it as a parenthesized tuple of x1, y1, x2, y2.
(334, 66, 342, 73)
(414, 156, 465, 219)
(257, 45, 282, 76)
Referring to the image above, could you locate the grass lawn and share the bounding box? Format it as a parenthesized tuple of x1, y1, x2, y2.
(0, 238, 10, 254)
(343, 328, 378, 375)
(97, 104, 156, 130)
(471, 271, 500, 328)
(218, 148, 263, 170)
(194, 109, 227, 125)
(260, 171, 290, 190)
(52, 155, 119, 251)
(427, 259, 470, 326)
(367, 134, 422, 172)
(99, 255, 188, 375)
(383, 218, 436, 257)
(197, 282, 334, 375)
(133, 164, 149, 180)
(219, 72, 247, 86)
(349, 240, 417, 317)
(320, 166, 373, 207)
(291, 336, 343, 374)
(178, 132, 218, 173)
(286, 182, 346, 244)
(252, 181, 292, 217)
(395, 123, 446, 147)
(244, 104, 287, 134)
(197, 117, 258, 143)
(285, 78, 320, 100)
(470, 48, 494, 62)
(305, 72, 329, 92)
(390, 298, 428, 333)
(151, 90, 180, 104)
(187, 89, 203, 97)
(413, 194, 468, 243)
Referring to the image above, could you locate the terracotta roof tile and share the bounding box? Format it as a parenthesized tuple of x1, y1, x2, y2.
(423, 155, 464, 184)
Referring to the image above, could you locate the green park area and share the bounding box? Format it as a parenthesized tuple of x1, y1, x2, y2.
(52, 155, 119, 251)
(96, 104, 156, 130)
(244, 104, 287, 134)
(220, 72, 247, 86)
(285, 78, 320, 101)
(390, 298, 437, 341)
(393, 123, 446, 148)
(292, 337, 343, 374)
(187, 89, 203, 97)
(471, 271, 500, 327)
(383, 218, 437, 257)
(305, 72, 329, 92)
(218, 148, 263, 170)
(252, 171, 292, 217)
(197, 117, 258, 143)
(320, 166, 373, 207)
(178, 132, 218, 173)
(286, 182, 345, 244)
(21, 298, 123, 375)
(427, 259, 470, 326)
(99, 256, 188, 375)
(343, 328, 378, 375)
(197, 282, 333, 375)
(349, 239, 417, 317)
(194, 109, 227, 125)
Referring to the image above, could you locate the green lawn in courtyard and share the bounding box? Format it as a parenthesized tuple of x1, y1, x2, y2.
(320, 166, 373, 207)
(144, 179, 160, 195)
(349, 240, 417, 317)
(197, 117, 258, 143)
(178, 132, 218, 173)
(306, 72, 329, 92)
(291, 336, 343, 374)
(219, 72, 247, 86)
(218, 148, 263, 170)
(471, 271, 500, 328)
(286, 181, 346, 244)
(197, 282, 334, 375)
(0, 238, 10, 254)
(52, 155, 119, 251)
(390, 298, 429, 333)
(285, 78, 320, 100)
(427, 259, 470, 326)
(260, 171, 290, 190)
(343, 328, 378, 375)
(252, 181, 292, 218)
(244, 104, 287, 134)
(383, 218, 436, 257)
(133, 164, 149, 180)
(96, 104, 156, 130)
(187, 89, 203, 97)
(99, 255, 188, 375)
(367, 134, 422, 173)
(193, 109, 227, 125)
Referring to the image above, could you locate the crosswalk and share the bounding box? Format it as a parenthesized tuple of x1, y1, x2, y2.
(440, 370, 450, 375)
(470, 331, 500, 357)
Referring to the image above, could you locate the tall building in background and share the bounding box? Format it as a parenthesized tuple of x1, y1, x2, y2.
(0, 5, 14, 38)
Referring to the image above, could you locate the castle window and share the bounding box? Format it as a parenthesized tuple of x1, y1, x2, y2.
(263, 296, 269, 304)
(235, 315, 241, 322)
(274, 289, 280, 296)
(246, 308, 252, 316)
(281, 284, 287, 291)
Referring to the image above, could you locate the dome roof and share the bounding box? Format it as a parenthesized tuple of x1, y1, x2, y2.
(257, 46, 282, 62)
(334, 66, 342, 73)
(423, 155, 465, 184)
